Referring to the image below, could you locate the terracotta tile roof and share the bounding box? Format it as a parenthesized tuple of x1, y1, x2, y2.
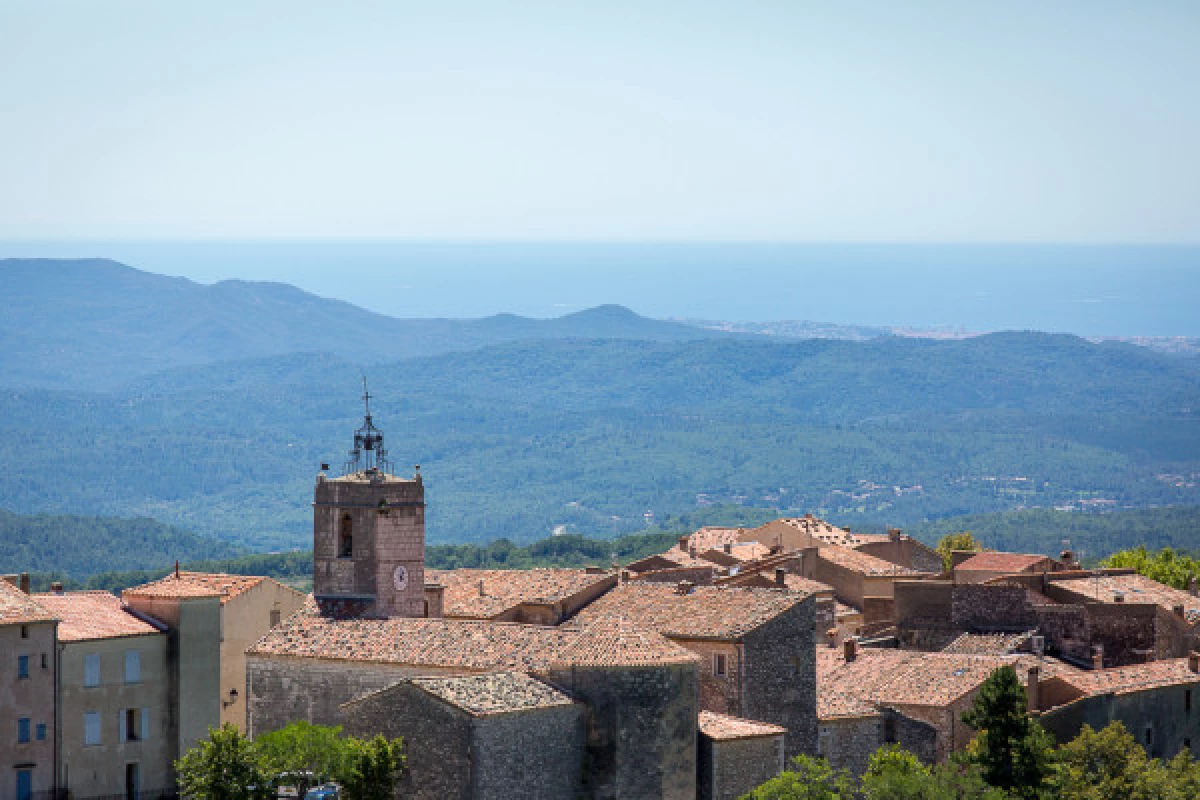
(626, 552, 715, 574)
(411, 671, 575, 716)
(956, 553, 1051, 573)
(834, 602, 862, 619)
(1058, 658, 1200, 697)
(698, 710, 786, 740)
(817, 647, 1060, 709)
(0, 580, 55, 626)
(777, 517, 862, 546)
(32, 591, 164, 642)
(1048, 573, 1200, 623)
(572, 582, 810, 641)
(679, 527, 746, 554)
(818, 689, 880, 720)
(248, 600, 698, 670)
(817, 545, 924, 577)
(424, 568, 613, 619)
(940, 631, 1035, 656)
(123, 572, 266, 604)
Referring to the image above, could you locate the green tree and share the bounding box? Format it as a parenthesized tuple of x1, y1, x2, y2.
(937, 532, 984, 571)
(340, 734, 406, 800)
(175, 723, 270, 800)
(961, 667, 1054, 798)
(859, 747, 1010, 800)
(1101, 546, 1200, 590)
(739, 754, 854, 799)
(1053, 721, 1191, 800)
(255, 720, 350, 795)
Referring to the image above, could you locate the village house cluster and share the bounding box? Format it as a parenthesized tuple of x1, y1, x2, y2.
(4, 406, 1200, 799)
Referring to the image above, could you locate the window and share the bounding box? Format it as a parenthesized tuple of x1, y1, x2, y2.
(35, 723, 46, 741)
(339, 515, 353, 558)
(17, 655, 29, 679)
(713, 653, 727, 677)
(17, 717, 31, 743)
(20, 625, 28, 639)
(126, 763, 141, 800)
(883, 716, 898, 744)
(1187, 689, 1193, 712)
(270, 609, 281, 627)
(121, 708, 142, 742)
(16, 769, 32, 800)
(40, 653, 47, 670)
(1145, 727, 1154, 747)
(124, 650, 140, 684)
(84, 654, 100, 687)
(84, 712, 101, 745)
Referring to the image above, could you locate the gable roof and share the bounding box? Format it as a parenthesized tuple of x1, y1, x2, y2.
(411, 671, 575, 716)
(1057, 658, 1200, 697)
(817, 545, 925, 577)
(123, 571, 270, 604)
(571, 582, 811, 641)
(698, 711, 786, 740)
(0, 580, 55, 626)
(33, 591, 164, 642)
(424, 568, 613, 619)
(1048, 573, 1200, 623)
(248, 600, 698, 671)
(956, 553, 1050, 573)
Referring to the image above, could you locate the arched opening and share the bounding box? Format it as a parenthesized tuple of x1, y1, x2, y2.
(339, 514, 353, 558)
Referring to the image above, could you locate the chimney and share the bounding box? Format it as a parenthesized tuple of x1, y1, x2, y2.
(1026, 666, 1040, 712)
(844, 638, 858, 661)
(675, 580, 695, 595)
(620, 570, 631, 583)
(478, 579, 486, 596)
(723, 543, 733, 555)
(175, 560, 180, 580)
(1113, 591, 1124, 603)
(888, 528, 901, 543)
(1189, 651, 1199, 673)
(50, 582, 64, 595)
(1092, 646, 1104, 671)
(775, 568, 787, 586)
(1190, 577, 1198, 598)
(678, 536, 689, 550)
(1173, 604, 1186, 619)
(19, 572, 30, 594)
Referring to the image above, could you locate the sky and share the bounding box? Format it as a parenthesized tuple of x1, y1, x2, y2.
(1, 1, 1199, 243)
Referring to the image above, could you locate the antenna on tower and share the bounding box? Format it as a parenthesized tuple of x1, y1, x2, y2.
(343, 376, 392, 475)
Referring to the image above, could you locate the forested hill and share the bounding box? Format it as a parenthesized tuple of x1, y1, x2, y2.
(1, 329, 1197, 549)
(0, 258, 727, 390)
(0, 509, 242, 578)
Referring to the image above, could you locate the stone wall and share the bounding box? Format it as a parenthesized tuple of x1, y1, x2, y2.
(741, 596, 818, 757)
(544, 663, 698, 800)
(894, 580, 953, 633)
(951, 584, 1038, 632)
(817, 714, 880, 777)
(246, 655, 464, 735)
(341, 682, 586, 800)
(673, 639, 740, 715)
(698, 734, 785, 800)
(1039, 681, 1200, 760)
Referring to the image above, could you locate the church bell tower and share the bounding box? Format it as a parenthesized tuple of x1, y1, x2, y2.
(313, 381, 426, 618)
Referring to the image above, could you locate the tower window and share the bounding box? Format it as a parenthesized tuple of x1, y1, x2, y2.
(339, 515, 353, 558)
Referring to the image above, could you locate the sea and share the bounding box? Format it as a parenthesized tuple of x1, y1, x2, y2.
(1, 240, 1197, 337)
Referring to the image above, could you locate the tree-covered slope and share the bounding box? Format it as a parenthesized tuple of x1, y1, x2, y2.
(0, 509, 243, 578)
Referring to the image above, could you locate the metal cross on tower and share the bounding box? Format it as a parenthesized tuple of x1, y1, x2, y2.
(344, 377, 392, 475)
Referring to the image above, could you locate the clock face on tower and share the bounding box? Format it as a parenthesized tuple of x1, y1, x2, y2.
(392, 565, 409, 591)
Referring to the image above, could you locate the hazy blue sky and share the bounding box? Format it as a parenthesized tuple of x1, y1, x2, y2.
(2, 1, 1198, 242)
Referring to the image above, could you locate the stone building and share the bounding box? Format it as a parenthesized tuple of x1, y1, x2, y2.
(1, 575, 57, 800)
(816, 686, 937, 777)
(696, 711, 786, 800)
(817, 644, 1055, 762)
(1034, 654, 1200, 757)
(425, 567, 617, 625)
(33, 590, 176, 798)
(123, 571, 305, 729)
(571, 581, 818, 756)
(341, 671, 585, 800)
(951, 551, 1058, 584)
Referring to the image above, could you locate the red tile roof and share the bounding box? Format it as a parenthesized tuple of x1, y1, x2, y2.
(940, 631, 1036, 656)
(679, 527, 746, 554)
(1048, 573, 1200, 624)
(425, 568, 613, 619)
(248, 600, 698, 670)
(698, 711, 786, 740)
(572, 582, 811, 641)
(32, 591, 164, 642)
(1058, 658, 1200, 697)
(956, 553, 1051, 573)
(818, 689, 880, 720)
(411, 671, 575, 715)
(0, 580, 55, 626)
(123, 572, 267, 604)
(817, 545, 925, 577)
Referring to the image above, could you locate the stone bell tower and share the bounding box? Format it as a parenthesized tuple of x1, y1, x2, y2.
(313, 381, 426, 618)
